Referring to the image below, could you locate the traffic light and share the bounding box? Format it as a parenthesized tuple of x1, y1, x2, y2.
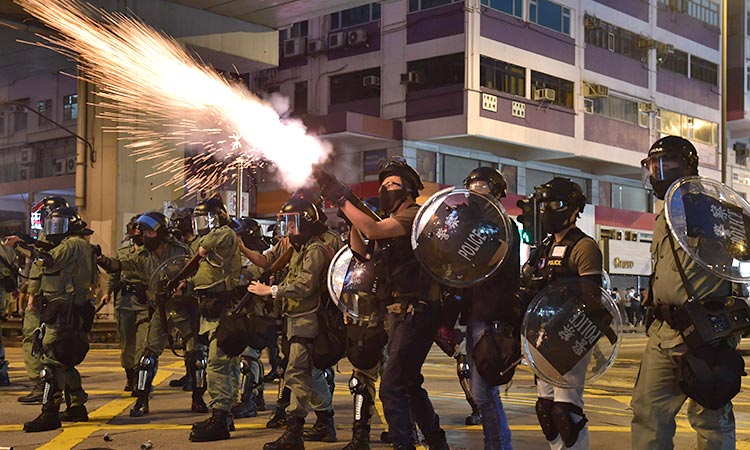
(516, 195, 537, 245)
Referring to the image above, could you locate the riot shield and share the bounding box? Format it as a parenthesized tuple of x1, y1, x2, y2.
(411, 187, 513, 288)
(665, 176, 750, 282)
(327, 246, 385, 322)
(521, 279, 624, 388)
(148, 255, 192, 309)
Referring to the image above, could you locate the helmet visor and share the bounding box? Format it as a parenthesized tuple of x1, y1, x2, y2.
(192, 214, 211, 236)
(277, 213, 301, 237)
(467, 180, 491, 195)
(641, 154, 686, 190)
(539, 200, 567, 212)
(44, 216, 69, 236)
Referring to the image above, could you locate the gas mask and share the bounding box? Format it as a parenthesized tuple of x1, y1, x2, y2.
(541, 200, 575, 235)
(143, 235, 163, 252)
(379, 186, 408, 214)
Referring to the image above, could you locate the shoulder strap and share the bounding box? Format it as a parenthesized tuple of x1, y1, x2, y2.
(666, 232, 696, 302)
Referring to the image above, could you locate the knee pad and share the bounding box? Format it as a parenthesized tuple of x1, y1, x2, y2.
(551, 401, 587, 448)
(456, 353, 471, 379)
(535, 397, 558, 441)
(348, 372, 368, 395)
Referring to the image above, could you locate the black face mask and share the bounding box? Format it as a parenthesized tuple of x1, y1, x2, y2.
(651, 178, 674, 200)
(132, 235, 144, 246)
(379, 187, 408, 214)
(143, 235, 163, 252)
(542, 209, 573, 235)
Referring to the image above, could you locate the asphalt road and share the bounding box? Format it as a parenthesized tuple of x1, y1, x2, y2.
(0, 331, 749, 450)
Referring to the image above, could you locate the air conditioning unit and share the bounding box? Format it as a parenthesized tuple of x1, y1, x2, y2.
(65, 155, 76, 174)
(283, 37, 307, 58)
(362, 75, 380, 87)
(7, 104, 21, 113)
(638, 101, 657, 113)
(583, 83, 609, 98)
(533, 88, 556, 102)
(637, 36, 655, 49)
(328, 32, 346, 49)
(307, 39, 325, 54)
(657, 43, 674, 54)
(19, 166, 32, 180)
(400, 71, 422, 85)
(347, 29, 368, 47)
(20, 147, 35, 164)
(53, 158, 66, 176)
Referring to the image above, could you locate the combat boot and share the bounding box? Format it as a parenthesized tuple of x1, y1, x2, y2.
(191, 387, 208, 413)
(464, 406, 481, 426)
(23, 368, 61, 433)
(424, 428, 450, 450)
(342, 421, 370, 450)
(267, 404, 288, 428)
(17, 380, 44, 404)
(303, 409, 337, 442)
(189, 408, 231, 442)
(124, 368, 135, 392)
(232, 391, 258, 418)
(59, 405, 89, 422)
(264, 415, 305, 450)
(256, 389, 267, 411)
(0, 361, 9, 386)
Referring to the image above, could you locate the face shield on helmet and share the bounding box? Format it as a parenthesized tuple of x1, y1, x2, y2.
(44, 215, 70, 237)
(192, 213, 214, 236)
(641, 153, 688, 197)
(276, 213, 301, 238)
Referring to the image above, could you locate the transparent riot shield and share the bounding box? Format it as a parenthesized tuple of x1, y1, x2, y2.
(327, 246, 384, 322)
(521, 278, 624, 388)
(665, 176, 750, 282)
(411, 187, 513, 288)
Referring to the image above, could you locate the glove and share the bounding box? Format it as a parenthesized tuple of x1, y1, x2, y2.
(313, 168, 350, 207)
(92, 244, 102, 256)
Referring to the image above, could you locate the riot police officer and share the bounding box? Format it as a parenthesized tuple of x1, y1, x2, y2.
(188, 196, 241, 442)
(461, 167, 520, 450)
(103, 215, 142, 391)
(523, 177, 602, 450)
(631, 136, 736, 450)
(22, 207, 97, 432)
(247, 197, 334, 450)
(0, 228, 18, 387)
(319, 157, 449, 450)
(18, 196, 69, 404)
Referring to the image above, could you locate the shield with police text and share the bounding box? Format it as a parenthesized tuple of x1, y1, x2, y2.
(327, 246, 384, 322)
(665, 176, 750, 282)
(148, 255, 192, 309)
(411, 187, 513, 288)
(521, 279, 624, 388)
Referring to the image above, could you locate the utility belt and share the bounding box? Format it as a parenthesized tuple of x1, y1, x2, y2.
(121, 282, 148, 303)
(654, 298, 750, 350)
(196, 290, 235, 319)
(39, 295, 95, 333)
(386, 296, 430, 317)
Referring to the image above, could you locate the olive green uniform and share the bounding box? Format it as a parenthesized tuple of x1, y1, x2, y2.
(22, 261, 43, 384)
(192, 225, 241, 412)
(106, 242, 143, 371)
(631, 210, 735, 450)
(38, 235, 97, 408)
(0, 244, 16, 383)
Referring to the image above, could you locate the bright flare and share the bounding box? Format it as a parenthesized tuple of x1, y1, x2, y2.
(16, 0, 331, 193)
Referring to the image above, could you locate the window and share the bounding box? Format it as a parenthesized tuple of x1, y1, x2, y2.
(531, 71, 574, 109)
(442, 155, 482, 186)
(480, 56, 525, 97)
(279, 21, 308, 42)
(659, 0, 718, 28)
(406, 53, 464, 91)
(526, 169, 590, 199)
(588, 95, 639, 124)
(612, 184, 649, 212)
(417, 150, 436, 183)
(480, 0, 522, 18)
(657, 108, 718, 145)
(409, 0, 457, 13)
(690, 55, 718, 86)
(63, 94, 78, 121)
(735, 143, 748, 166)
(293, 82, 308, 114)
(363, 149, 387, 178)
(659, 48, 688, 76)
(13, 104, 27, 131)
(331, 3, 381, 30)
(529, 0, 570, 35)
(330, 67, 380, 104)
(584, 16, 644, 61)
(37, 99, 51, 128)
(501, 164, 517, 195)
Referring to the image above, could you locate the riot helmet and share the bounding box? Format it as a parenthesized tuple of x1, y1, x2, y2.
(169, 207, 194, 243)
(277, 197, 326, 249)
(44, 207, 86, 244)
(293, 188, 328, 224)
(463, 167, 507, 198)
(535, 177, 586, 235)
(31, 195, 70, 238)
(126, 214, 143, 246)
(193, 196, 229, 236)
(378, 157, 423, 214)
(231, 217, 269, 251)
(136, 212, 169, 251)
(641, 136, 699, 200)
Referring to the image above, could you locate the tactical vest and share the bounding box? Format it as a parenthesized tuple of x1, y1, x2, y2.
(530, 228, 588, 289)
(376, 227, 432, 301)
